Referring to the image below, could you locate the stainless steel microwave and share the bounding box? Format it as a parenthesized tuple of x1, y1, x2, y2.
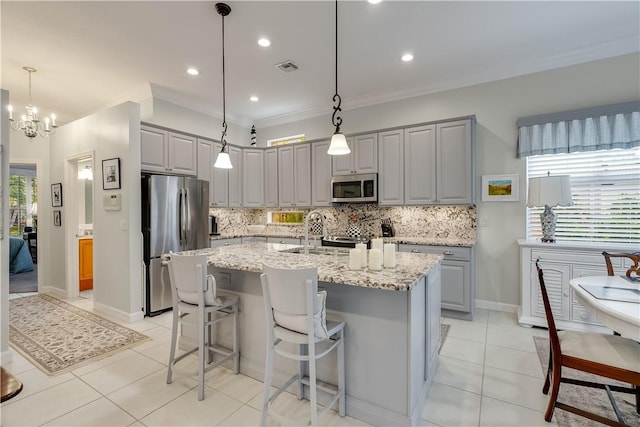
(331, 173, 377, 203)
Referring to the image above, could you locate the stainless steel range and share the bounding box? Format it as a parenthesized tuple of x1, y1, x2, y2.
(321, 235, 371, 249)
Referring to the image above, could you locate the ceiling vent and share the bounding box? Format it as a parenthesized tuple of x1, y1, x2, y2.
(275, 60, 299, 72)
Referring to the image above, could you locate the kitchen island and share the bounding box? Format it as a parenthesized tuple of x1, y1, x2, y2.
(176, 242, 442, 426)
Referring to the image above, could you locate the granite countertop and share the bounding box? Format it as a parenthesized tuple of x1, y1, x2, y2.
(211, 233, 475, 247)
(172, 242, 442, 292)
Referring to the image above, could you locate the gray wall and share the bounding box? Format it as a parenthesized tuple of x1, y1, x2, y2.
(257, 53, 640, 308)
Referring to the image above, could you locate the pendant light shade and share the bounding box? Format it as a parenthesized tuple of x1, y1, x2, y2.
(328, 132, 350, 155)
(214, 2, 233, 169)
(327, 0, 350, 156)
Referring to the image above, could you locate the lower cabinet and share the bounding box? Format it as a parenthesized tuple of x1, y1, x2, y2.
(266, 237, 301, 245)
(517, 240, 638, 333)
(398, 244, 475, 319)
(210, 238, 242, 248)
(79, 238, 93, 291)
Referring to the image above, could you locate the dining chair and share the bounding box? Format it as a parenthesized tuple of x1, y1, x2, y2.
(602, 251, 640, 277)
(166, 252, 240, 401)
(259, 263, 345, 426)
(535, 259, 640, 426)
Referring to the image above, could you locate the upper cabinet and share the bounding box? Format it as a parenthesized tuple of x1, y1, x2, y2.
(228, 146, 243, 207)
(278, 144, 311, 207)
(141, 125, 197, 176)
(404, 125, 436, 205)
(211, 142, 229, 207)
(436, 119, 473, 204)
(197, 138, 214, 206)
(264, 148, 278, 208)
(378, 130, 404, 206)
(242, 148, 264, 208)
(311, 140, 332, 207)
(332, 133, 378, 175)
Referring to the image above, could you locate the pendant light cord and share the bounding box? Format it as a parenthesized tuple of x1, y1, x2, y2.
(220, 10, 228, 150)
(331, 0, 342, 130)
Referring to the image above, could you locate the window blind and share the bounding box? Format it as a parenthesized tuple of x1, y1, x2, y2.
(527, 147, 640, 244)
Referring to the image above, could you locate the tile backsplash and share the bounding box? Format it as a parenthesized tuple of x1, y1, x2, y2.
(210, 204, 476, 241)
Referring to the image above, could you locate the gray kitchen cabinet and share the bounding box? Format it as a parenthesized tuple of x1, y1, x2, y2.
(264, 148, 278, 207)
(228, 146, 243, 207)
(278, 144, 311, 207)
(378, 129, 404, 205)
(242, 148, 264, 207)
(211, 142, 229, 207)
(436, 119, 473, 204)
(404, 125, 436, 204)
(332, 133, 378, 175)
(197, 138, 214, 206)
(266, 237, 301, 245)
(210, 237, 242, 248)
(311, 140, 332, 207)
(141, 125, 197, 176)
(399, 244, 475, 319)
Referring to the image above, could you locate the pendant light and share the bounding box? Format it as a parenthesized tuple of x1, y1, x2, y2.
(213, 2, 233, 169)
(327, 0, 350, 156)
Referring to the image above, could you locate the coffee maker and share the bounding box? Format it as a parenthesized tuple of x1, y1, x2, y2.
(209, 215, 219, 235)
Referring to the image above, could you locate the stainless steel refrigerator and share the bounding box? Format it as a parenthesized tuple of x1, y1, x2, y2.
(142, 174, 209, 316)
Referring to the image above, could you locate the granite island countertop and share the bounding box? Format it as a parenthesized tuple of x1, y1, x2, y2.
(211, 233, 475, 247)
(173, 242, 442, 292)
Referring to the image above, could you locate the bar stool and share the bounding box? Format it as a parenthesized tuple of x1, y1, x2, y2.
(259, 263, 345, 426)
(166, 252, 240, 401)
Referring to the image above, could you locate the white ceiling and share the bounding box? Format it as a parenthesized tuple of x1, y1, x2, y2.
(2, 1, 638, 130)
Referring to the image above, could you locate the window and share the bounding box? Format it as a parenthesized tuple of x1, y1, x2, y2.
(9, 166, 38, 235)
(267, 134, 305, 147)
(526, 147, 640, 243)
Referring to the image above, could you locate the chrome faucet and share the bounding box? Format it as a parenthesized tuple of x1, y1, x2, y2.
(304, 211, 327, 254)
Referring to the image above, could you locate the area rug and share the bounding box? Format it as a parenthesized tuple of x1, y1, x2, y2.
(533, 336, 640, 427)
(9, 294, 149, 375)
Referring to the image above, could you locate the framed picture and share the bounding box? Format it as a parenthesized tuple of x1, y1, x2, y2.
(102, 157, 121, 190)
(51, 183, 63, 207)
(53, 210, 61, 226)
(482, 174, 519, 202)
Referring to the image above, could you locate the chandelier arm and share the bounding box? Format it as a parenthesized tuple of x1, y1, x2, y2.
(331, 0, 342, 131)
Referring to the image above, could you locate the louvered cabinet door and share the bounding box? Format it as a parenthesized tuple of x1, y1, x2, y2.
(530, 260, 571, 322)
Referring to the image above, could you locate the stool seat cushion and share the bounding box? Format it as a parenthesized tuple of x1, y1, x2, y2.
(273, 290, 329, 339)
(559, 330, 640, 372)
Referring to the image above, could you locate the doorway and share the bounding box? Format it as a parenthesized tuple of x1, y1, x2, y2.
(63, 153, 94, 301)
(8, 163, 38, 294)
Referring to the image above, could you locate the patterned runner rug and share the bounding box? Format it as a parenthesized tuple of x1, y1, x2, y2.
(533, 336, 640, 427)
(9, 294, 149, 375)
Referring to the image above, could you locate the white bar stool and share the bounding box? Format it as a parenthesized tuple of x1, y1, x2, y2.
(165, 252, 240, 401)
(259, 262, 345, 426)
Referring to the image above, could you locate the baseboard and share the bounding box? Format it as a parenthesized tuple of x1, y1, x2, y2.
(93, 301, 144, 323)
(476, 299, 519, 313)
(40, 286, 67, 299)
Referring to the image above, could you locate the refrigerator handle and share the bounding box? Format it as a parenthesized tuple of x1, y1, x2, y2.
(184, 187, 191, 247)
(179, 188, 186, 245)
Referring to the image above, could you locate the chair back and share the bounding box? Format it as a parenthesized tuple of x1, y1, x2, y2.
(260, 263, 328, 339)
(535, 260, 561, 352)
(602, 251, 640, 277)
(167, 252, 213, 306)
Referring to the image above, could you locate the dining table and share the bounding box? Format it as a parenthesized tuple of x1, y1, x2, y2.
(569, 275, 640, 342)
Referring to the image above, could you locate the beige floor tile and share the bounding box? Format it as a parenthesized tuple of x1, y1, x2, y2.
(79, 351, 164, 395)
(480, 396, 557, 427)
(216, 404, 262, 426)
(439, 336, 486, 365)
(446, 320, 488, 343)
(421, 382, 481, 427)
(3, 349, 38, 375)
(472, 308, 490, 325)
(2, 367, 74, 403)
(148, 311, 175, 328)
(71, 349, 139, 377)
(487, 310, 523, 331)
(107, 369, 196, 419)
(140, 387, 244, 426)
(486, 327, 546, 353)
(42, 397, 136, 426)
(206, 369, 264, 403)
(434, 355, 484, 394)
(482, 366, 548, 412)
(133, 339, 174, 365)
(0, 378, 101, 426)
(132, 325, 172, 352)
(484, 345, 544, 379)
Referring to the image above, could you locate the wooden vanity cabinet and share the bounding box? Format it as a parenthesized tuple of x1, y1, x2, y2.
(79, 238, 93, 291)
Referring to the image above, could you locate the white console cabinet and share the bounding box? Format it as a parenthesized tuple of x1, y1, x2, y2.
(518, 240, 639, 333)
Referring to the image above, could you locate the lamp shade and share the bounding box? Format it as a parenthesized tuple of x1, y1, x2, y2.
(213, 151, 233, 169)
(327, 132, 351, 155)
(527, 175, 573, 208)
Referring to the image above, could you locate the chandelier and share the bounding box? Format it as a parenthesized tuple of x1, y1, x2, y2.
(8, 66, 58, 139)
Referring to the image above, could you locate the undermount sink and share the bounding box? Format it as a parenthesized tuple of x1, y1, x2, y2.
(281, 246, 350, 256)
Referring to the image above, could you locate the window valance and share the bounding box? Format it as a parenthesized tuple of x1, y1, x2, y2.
(516, 101, 640, 158)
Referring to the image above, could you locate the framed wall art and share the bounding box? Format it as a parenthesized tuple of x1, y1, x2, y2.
(102, 157, 121, 190)
(481, 174, 519, 202)
(53, 209, 62, 226)
(51, 183, 63, 207)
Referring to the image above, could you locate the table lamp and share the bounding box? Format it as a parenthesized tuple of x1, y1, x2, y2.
(527, 173, 573, 243)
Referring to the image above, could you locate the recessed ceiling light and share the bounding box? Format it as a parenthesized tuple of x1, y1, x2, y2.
(258, 38, 271, 47)
(401, 53, 414, 62)
(187, 67, 199, 75)
(250, 96, 259, 102)
(368, 0, 382, 4)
